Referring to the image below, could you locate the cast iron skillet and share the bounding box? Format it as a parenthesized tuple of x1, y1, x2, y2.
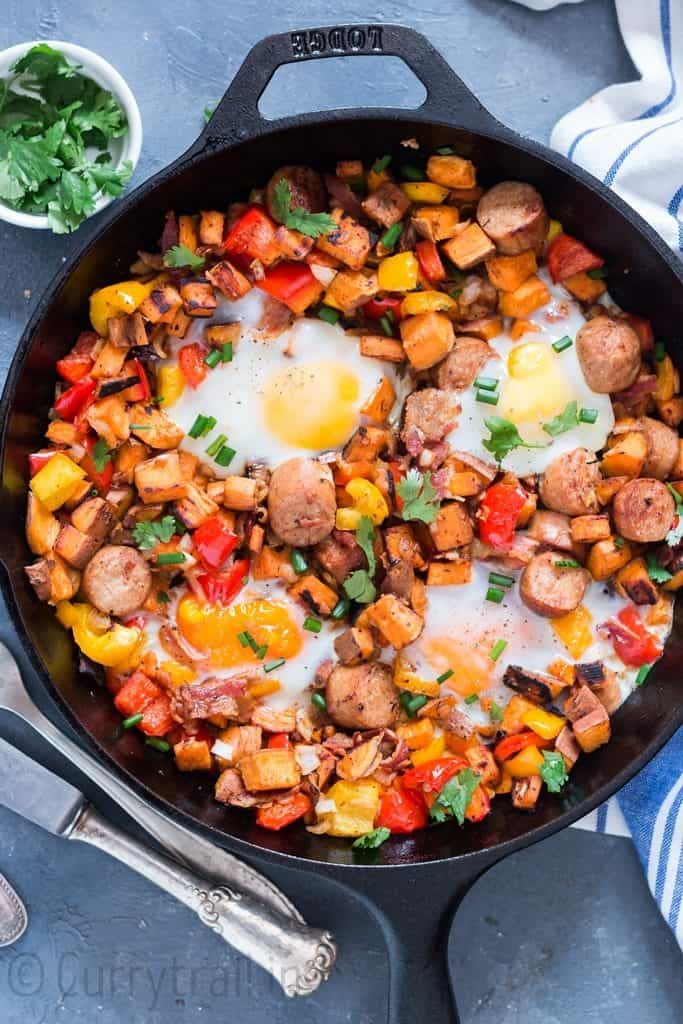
(1, 24, 682, 1022)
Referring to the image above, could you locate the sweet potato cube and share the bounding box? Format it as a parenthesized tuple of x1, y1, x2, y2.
(459, 316, 503, 341)
(138, 285, 183, 325)
(206, 260, 252, 301)
(426, 155, 476, 189)
(174, 738, 213, 772)
(429, 502, 473, 551)
(361, 181, 411, 228)
(239, 749, 301, 792)
(324, 269, 378, 311)
(615, 557, 659, 605)
(361, 377, 396, 423)
(173, 483, 219, 530)
(586, 536, 633, 581)
(288, 574, 338, 616)
(569, 514, 611, 544)
(180, 280, 217, 317)
(412, 205, 460, 242)
(26, 492, 60, 556)
(656, 397, 683, 428)
(465, 744, 501, 787)
(358, 334, 406, 363)
(485, 250, 537, 292)
(70, 497, 115, 544)
(334, 626, 376, 665)
(222, 476, 263, 511)
(562, 271, 607, 303)
(498, 275, 551, 317)
(342, 425, 391, 462)
(601, 431, 647, 478)
(315, 207, 371, 270)
(364, 594, 423, 649)
(596, 476, 629, 505)
(134, 452, 188, 504)
(511, 775, 543, 810)
(572, 707, 611, 753)
(400, 311, 455, 371)
(199, 209, 225, 246)
(384, 524, 426, 570)
(178, 214, 199, 251)
(54, 524, 99, 569)
(426, 560, 472, 586)
(441, 223, 495, 269)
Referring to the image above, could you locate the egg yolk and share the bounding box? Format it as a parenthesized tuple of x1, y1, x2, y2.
(420, 636, 495, 697)
(499, 341, 572, 424)
(176, 596, 302, 668)
(262, 360, 360, 449)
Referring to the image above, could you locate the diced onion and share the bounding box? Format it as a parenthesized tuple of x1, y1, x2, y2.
(295, 744, 321, 776)
(315, 798, 337, 816)
(309, 264, 336, 286)
(211, 739, 235, 762)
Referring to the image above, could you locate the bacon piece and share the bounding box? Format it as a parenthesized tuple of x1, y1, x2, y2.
(171, 675, 249, 724)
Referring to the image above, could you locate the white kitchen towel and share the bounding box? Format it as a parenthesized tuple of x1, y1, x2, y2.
(512, 0, 683, 947)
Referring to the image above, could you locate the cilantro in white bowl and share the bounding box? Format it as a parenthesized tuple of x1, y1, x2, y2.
(0, 41, 142, 232)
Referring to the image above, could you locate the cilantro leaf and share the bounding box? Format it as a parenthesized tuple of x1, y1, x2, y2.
(0, 131, 62, 194)
(11, 44, 78, 80)
(70, 87, 127, 144)
(397, 469, 440, 524)
(646, 551, 672, 584)
(132, 516, 179, 551)
(355, 515, 376, 576)
(429, 768, 481, 826)
(542, 400, 579, 438)
(91, 438, 113, 474)
(666, 485, 683, 547)
(482, 416, 548, 464)
(83, 158, 133, 198)
(272, 178, 337, 239)
(352, 827, 390, 850)
(540, 750, 568, 794)
(203, 103, 215, 124)
(344, 569, 376, 604)
(164, 244, 206, 271)
(56, 168, 95, 217)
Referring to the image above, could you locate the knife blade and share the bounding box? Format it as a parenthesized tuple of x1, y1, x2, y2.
(0, 737, 85, 836)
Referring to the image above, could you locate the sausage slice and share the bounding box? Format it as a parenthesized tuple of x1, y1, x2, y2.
(325, 662, 398, 730)
(265, 165, 326, 221)
(476, 181, 548, 255)
(539, 448, 600, 516)
(640, 417, 679, 480)
(82, 545, 151, 618)
(267, 457, 336, 547)
(519, 550, 589, 618)
(575, 316, 640, 394)
(435, 335, 494, 391)
(612, 478, 675, 543)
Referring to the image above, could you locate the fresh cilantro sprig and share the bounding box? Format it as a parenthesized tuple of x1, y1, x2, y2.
(133, 515, 179, 551)
(666, 484, 683, 547)
(352, 827, 390, 850)
(0, 44, 133, 233)
(343, 515, 377, 604)
(540, 751, 568, 794)
(91, 437, 112, 474)
(646, 551, 673, 584)
(397, 469, 440, 524)
(482, 416, 548, 464)
(542, 400, 579, 438)
(272, 178, 337, 238)
(164, 244, 206, 271)
(430, 768, 481, 825)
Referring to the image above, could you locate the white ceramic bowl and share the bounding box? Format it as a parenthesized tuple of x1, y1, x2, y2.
(0, 40, 142, 230)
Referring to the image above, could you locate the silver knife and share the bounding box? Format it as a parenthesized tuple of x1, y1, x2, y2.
(0, 643, 335, 996)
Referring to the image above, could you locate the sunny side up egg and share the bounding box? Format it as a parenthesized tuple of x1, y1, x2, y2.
(447, 268, 615, 476)
(164, 289, 405, 476)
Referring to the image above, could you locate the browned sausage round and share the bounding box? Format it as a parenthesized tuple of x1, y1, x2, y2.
(640, 417, 679, 480)
(265, 165, 326, 221)
(476, 181, 548, 255)
(539, 448, 600, 516)
(82, 545, 151, 618)
(325, 662, 398, 730)
(575, 316, 640, 393)
(527, 510, 585, 558)
(435, 336, 494, 390)
(267, 458, 336, 547)
(519, 550, 589, 618)
(612, 478, 675, 542)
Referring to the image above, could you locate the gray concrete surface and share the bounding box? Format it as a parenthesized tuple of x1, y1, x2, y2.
(0, 1, 682, 1021)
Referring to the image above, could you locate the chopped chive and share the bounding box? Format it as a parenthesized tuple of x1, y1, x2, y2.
(654, 340, 666, 362)
(587, 266, 608, 279)
(488, 572, 514, 588)
(379, 314, 394, 337)
(254, 644, 268, 659)
(129, 423, 151, 430)
(436, 145, 456, 155)
(188, 414, 208, 439)
(579, 407, 598, 424)
(238, 630, 251, 647)
(215, 444, 236, 467)
(489, 639, 508, 662)
(464, 693, 479, 705)
(399, 163, 424, 181)
(311, 692, 327, 711)
(206, 433, 227, 457)
(372, 154, 392, 173)
(489, 701, 503, 724)
(204, 348, 222, 368)
(614, 536, 625, 549)
(380, 222, 402, 249)
(155, 552, 186, 566)
(384, 308, 395, 324)
(474, 376, 499, 392)
(122, 713, 143, 729)
(552, 335, 573, 353)
(486, 586, 505, 604)
(331, 597, 350, 620)
(555, 559, 580, 568)
(318, 305, 341, 325)
(476, 389, 499, 406)
(221, 342, 234, 362)
(290, 549, 308, 575)
(303, 617, 322, 633)
(146, 738, 171, 753)
(157, 590, 170, 604)
(400, 692, 428, 717)
(437, 668, 454, 684)
(635, 664, 651, 686)
(200, 415, 217, 437)
(264, 658, 285, 674)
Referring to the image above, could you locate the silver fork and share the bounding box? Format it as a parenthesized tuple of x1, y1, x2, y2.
(0, 641, 335, 995)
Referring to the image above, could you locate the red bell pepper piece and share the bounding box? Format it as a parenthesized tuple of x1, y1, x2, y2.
(376, 785, 428, 833)
(256, 792, 313, 831)
(139, 695, 174, 737)
(178, 342, 208, 389)
(258, 261, 323, 314)
(81, 434, 113, 495)
(415, 240, 446, 283)
(224, 204, 281, 265)
(477, 482, 526, 551)
(267, 733, 291, 749)
(494, 730, 549, 763)
(193, 516, 239, 570)
(56, 331, 99, 383)
(114, 671, 163, 718)
(53, 376, 97, 422)
(29, 450, 57, 477)
(625, 313, 654, 353)
(605, 605, 662, 667)
(199, 557, 250, 605)
(363, 295, 404, 321)
(402, 756, 468, 794)
(121, 357, 151, 402)
(547, 233, 604, 283)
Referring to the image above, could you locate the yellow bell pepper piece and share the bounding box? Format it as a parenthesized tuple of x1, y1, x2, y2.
(410, 734, 446, 766)
(160, 660, 196, 686)
(546, 219, 563, 242)
(247, 679, 282, 699)
(551, 604, 594, 660)
(57, 600, 143, 668)
(156, 365, 185, 408)
(521, 707, 565, 741)
(393, 653, 440, 698)
(655, 354, 677, 403)
(345, 478, 389, 524)
(30, 453, 86, 511)
(317, 779, 382, 837)
(335, 507, 362, 531)
(505, 745, 544, 778)
(378, 251, 419, 292)
(400, 182, 450, 204)
(397, 717, 434, 750)
(89, 276, 165, 337)
(401, 291, 458, 317)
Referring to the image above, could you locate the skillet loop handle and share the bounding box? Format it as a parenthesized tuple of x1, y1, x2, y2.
(199, 23, 501, 148)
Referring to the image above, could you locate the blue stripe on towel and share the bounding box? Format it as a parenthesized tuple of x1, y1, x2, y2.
(667, 184, 683, 250)
(604, 114, 683, 186)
